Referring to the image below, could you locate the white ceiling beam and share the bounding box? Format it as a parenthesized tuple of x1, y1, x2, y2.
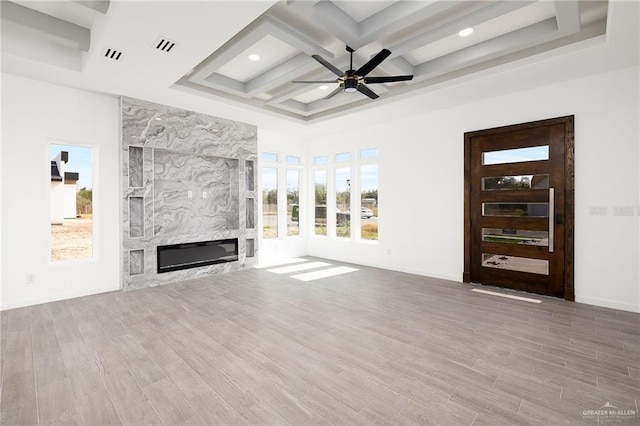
(415, 19, 559, 77)
(72, 0, 110, 15)
(387, 1, 536, 57)
(384, 56, 415, 76)
(189, 16, 333, 89)
(245, 53, 317, 95)
(1, 1, 90, 51)
(554, 0, 581, 34)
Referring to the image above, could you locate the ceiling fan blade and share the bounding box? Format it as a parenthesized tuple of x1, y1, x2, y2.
(311, 55, 344, 77)
(357, 83, 379, 99)
(364, 75, 413, 84)
(325, 86, 343, 99)
(291, 80, 337, 84)
(355, 49, 391, 77)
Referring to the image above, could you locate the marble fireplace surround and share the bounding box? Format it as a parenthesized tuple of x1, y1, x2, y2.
(121, 97, 258, 290)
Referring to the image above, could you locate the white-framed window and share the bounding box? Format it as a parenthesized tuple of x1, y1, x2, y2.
(335, 167, 351, 239)
(261, 151, 304, 239)
(359, 148, 379, 241)
(261, 166, 278, 239)
(50, 142, 95, 262)
(313, 168, 328, 236)
(286, 155, 302, 237)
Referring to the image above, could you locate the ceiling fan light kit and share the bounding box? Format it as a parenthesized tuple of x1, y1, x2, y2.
(293, 45, 414, 100)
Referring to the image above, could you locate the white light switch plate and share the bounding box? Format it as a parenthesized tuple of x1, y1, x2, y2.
(187, 190, 193, 198)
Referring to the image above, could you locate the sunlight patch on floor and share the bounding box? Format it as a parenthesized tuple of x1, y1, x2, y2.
(471, 288, 541, 303)
(291, 266, 359, 282)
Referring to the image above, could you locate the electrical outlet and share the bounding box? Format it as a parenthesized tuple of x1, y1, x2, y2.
(187, 190, 193, 198)
(589, 206, 608, 216)
(26, 274, 35, 284)
(613, 206, 635, 216)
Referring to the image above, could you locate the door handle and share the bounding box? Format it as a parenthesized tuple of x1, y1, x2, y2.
(549, 188, 554, 253)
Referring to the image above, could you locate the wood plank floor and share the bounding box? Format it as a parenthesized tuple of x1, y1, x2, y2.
(1, 257, 639, 425)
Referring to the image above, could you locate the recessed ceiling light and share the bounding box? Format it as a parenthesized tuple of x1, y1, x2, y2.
(319, 85, 329, 90)
(248, 54, 260, 61)
(458, 27, 474, 37)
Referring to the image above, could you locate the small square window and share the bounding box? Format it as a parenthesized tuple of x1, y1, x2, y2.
(262, 152, 278, 162)
(286, 156, 300, 165)
(314, 156, 328, 165)
(360, 148, 378, 159)
(336, 152, 351, 162)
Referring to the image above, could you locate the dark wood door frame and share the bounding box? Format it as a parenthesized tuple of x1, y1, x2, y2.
(463, 116, 575, 301)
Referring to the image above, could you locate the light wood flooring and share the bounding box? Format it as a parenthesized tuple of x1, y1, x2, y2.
(1, 258, 639, 425)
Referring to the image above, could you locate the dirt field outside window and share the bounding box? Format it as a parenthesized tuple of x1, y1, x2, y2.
(51, 216, 93, 261)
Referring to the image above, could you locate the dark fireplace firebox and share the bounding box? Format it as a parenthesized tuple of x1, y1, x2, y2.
(157, 238, 238, 273)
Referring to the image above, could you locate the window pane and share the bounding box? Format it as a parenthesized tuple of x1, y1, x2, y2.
(360, 148, 378, 159)
(482, 228, 548, 246)
(314, 156, 327, 165)
(483, 253, 549, 275)
(336, 152, 351, 162)
(314, 170, 327, 235)
(483, 203, 548, 217)
(262, 167, 277, 238)
(286, 156, 300, 165)
(361, 164, 378, 241)
(335, 167, 351, 238)
(287, 169, 300, 236)
(482, 146, 549, 165)
(482, 174, 549, 190)
(51, 144, 93, 261)
(262, 152, 278, 162)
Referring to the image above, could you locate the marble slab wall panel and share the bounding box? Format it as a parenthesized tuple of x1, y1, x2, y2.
(129, 250, 144, 275)
(121, 97, 257, 290)
(129, 146, 143, 187)
(129, 197, 144, 237)
(245, 160, 255, 191)
(153, 150, 239, 236)
(246, 198, 255, 229)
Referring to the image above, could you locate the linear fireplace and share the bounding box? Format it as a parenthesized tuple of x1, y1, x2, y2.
(157, 238, 238, 273)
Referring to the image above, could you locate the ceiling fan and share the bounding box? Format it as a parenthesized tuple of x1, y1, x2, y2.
(292, 45, 413, 99)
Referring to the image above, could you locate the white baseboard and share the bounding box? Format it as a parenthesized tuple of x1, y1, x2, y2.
(575, 296, 640, 313)
(1, 285, 120, 311)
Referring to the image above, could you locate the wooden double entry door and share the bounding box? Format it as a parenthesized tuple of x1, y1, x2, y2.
(464, 116, 574, 299)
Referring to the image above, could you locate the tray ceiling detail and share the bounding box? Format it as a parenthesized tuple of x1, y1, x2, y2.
(175, 0, 608, 122)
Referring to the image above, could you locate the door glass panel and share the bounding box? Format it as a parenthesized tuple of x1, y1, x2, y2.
(483, 253, 549, 275)
(483, 146, 549, 165)
(482, 228, 548, 246)
(483, 203, 548, 217)
(482, 174, 549, 190)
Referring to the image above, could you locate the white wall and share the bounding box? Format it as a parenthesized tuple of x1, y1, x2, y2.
(1, 74, 120, 310)
(303, 66, 639, 313)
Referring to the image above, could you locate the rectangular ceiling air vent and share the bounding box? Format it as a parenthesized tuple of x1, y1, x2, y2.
(104, 48, 123, 60)
(155, 37, 176, 53)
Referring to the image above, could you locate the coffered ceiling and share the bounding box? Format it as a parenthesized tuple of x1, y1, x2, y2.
(175, 0, 609, 121)
(0, 1, 625, 124)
